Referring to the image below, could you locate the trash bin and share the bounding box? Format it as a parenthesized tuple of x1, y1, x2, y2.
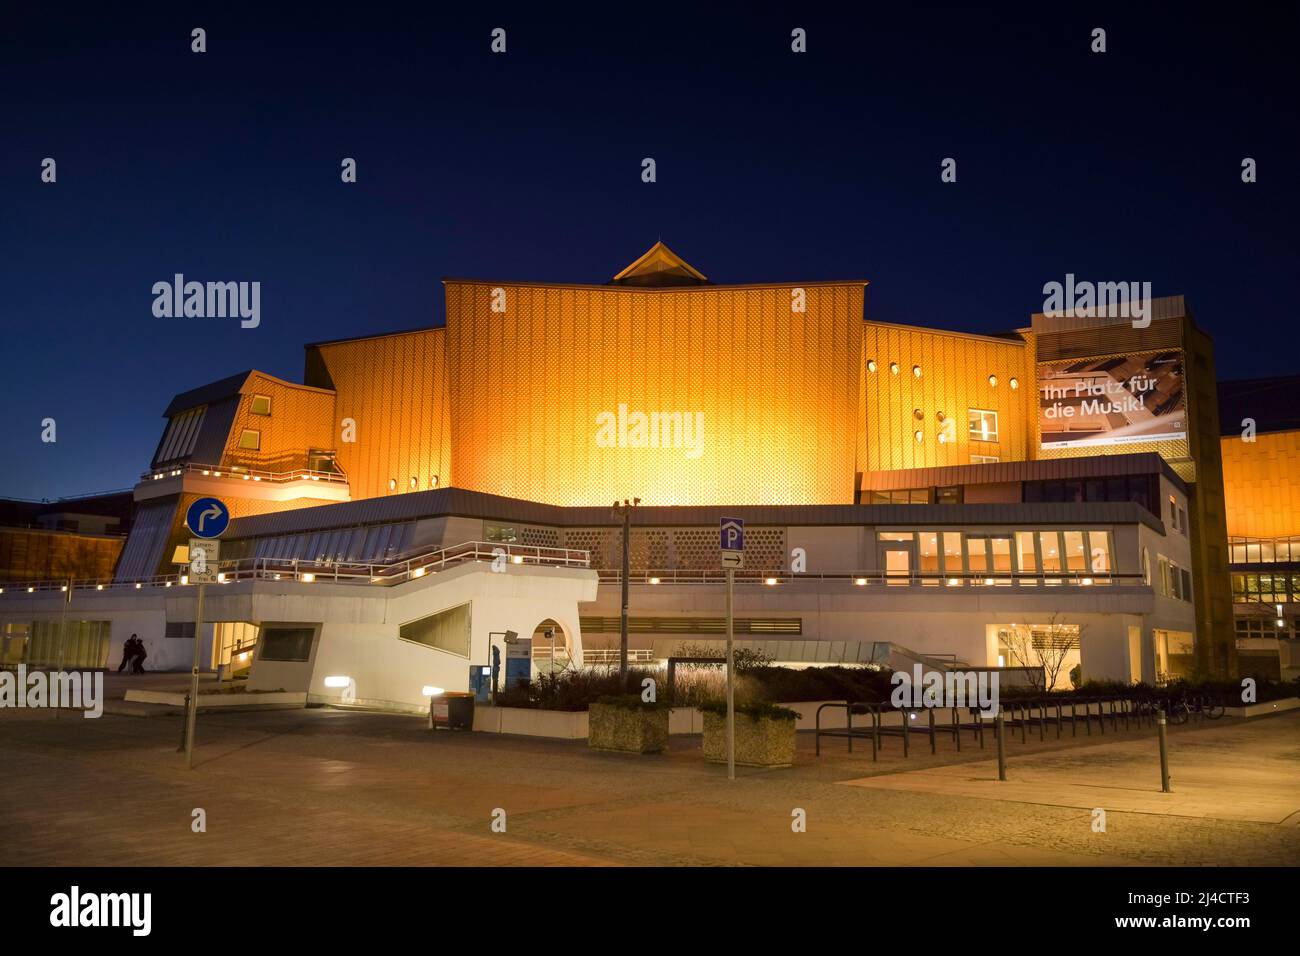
(430, 691, 475, 732)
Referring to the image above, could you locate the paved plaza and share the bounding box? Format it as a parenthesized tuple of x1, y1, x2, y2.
(1, 684, 1298, 867)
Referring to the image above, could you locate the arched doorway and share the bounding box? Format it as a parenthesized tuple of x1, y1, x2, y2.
(529, 618, 572, 677)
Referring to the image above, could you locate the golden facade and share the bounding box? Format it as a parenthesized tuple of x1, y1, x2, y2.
(1222, 429, 1300, 539)
(444, 280, 864, 506)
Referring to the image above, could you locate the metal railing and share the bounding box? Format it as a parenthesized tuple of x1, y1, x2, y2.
(140, 462, 350, 485)
(814, 693, 1194, 760)
(597, 568, 1145, 588)
(0, 541, 591, 597)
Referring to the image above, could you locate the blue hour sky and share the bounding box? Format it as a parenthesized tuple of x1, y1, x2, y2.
(1, 2, 1296, 499)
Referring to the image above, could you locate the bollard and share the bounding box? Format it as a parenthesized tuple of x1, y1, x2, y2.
(1157, 712, 1171, 792)
(177, 694, 190, 752)
(995, 710, 1006, 781)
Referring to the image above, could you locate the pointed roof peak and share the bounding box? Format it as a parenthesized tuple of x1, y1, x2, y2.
(611, 241, 708, 286)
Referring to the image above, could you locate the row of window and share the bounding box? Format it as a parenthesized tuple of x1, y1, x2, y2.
(1229, 536, 1300, 565)
(876, 529, 1113, 577)
(1231, 572, 1300, 604)
(1235, 618, 1294, 640)
(866, 360, 1019, 394)
(1155, 554, 1193, 602)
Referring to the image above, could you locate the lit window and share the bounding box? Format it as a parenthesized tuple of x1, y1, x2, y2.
(912, 365, 922, 378)
(967, 409, 998, 442)
(867, 359, 877, 373)
(889, 362, 899, 375)
(971, 455, 999, 464)
(250, 394, 272, 416)
(238, 429, 261, 451)
(1009, 378, 1019, 390)
(988, 375, 997, 387)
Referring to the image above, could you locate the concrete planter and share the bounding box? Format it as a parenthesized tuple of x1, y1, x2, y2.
(124, 689, 306, 711)
(702, 710, 796, 768)
(588, 703, 669, 753)
(1223, 697, 1300, 718)
(472, 705, 589, 738)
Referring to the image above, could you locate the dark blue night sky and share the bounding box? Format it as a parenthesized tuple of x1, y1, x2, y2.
(2, 2, 1296, 500)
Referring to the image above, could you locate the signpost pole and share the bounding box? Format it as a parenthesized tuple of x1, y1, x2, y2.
(185, 581, 205, 769)
(53, 578, 72, 720)
(726, 566, 735, 781)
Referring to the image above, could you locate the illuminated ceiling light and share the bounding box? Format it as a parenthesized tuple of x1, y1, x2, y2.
(165, 582, 172, 588)
(1081, 578, 1094, 586)
(854, 577, 867, 586)
(216, 573, 226, 583)
(867, 359, 877, 373)
(649, 576, 661, 584)
(180, 575, 189, 585)
(764, 577, 778, 586)
(311, 475, 320, 481)
(412, 567, 426, 578)
(96, 584, 104, 591)
(1276, 604, 1283, 615)
(511, 555, 524, 565)
(422, 686, 445, 697)
(914, 430, 924, 443)
(912, 365, 922, 378)
(1009, 378, 1019, 390)
(27, 587, 34, 593)
(238, 652, 250, 661)
(134, 583, 141, 589)
(273, 573, 281, 581)
(253, 476, 261, 482)
(1278, 618, 1286, 628)
(946, 578, 959, 587)
(202, 470, 210, 476)
(984, 578, 994, 586)
(214, 471, 221, 477)
(889, 362, 899, 375)
(323, 675, 351, 689)
(988, 374, 997, 387)
(243, 474, 251, 481)
(301, 573, 315, 583)
(60, 585, 67, 592)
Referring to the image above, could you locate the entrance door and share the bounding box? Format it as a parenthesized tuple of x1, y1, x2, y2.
(878, 533, 915, 586)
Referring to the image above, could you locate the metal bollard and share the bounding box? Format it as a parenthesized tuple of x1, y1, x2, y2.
(996, 711, 1007, 781)
(177, 694, 190, 752)
(1157, 712, 1171, 792)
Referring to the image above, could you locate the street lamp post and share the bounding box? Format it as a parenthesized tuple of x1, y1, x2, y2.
(611, 498, 640, 687)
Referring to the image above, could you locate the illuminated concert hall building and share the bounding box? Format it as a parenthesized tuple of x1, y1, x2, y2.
(0, 243, 1245, 709)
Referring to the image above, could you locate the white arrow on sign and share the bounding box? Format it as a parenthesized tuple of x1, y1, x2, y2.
(197, 503, 223, 533)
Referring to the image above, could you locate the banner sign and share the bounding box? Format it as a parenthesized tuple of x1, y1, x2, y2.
(1039, 351, 1185, 449)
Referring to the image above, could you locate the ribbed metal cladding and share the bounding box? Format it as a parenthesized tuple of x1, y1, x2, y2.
(444, 281, 864, 507)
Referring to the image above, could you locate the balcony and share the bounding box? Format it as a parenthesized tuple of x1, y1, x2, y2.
(135, 461, 351, 504)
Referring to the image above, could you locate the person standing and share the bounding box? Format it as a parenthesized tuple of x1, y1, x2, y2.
(118, 634, 140, 672)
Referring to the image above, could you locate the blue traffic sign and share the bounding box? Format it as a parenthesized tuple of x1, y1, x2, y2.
(720, 516, 745, 552)
(186, 497, 230, 538)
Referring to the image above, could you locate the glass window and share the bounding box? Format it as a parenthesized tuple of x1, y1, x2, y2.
(1247, 542, 1261, 563)
(400, 603, 471, 657)
(918, 532, 940, 578)
(486, 523, 518, 543)
(942, 532, 963, 576)
(260, 627, 315, 662)
(971, 455, 999, 464)
(1261, 539, 1276, 563)
(1063, 531, 1087, 572)
(1015, 531, 1037, 574)
(250, 394, 272, 416)
(1087, 531, 1112, 573)
(1230, 539, 1247, 564)
(967, 536, 989, 574)
(968, 409, 999, 442)
(238, 429, 261, 451)
(1039, 532, 1062, 573)
(990, 536, 1013, 575)
(878, 532, 914, 542)
(936, 486, 962, 505)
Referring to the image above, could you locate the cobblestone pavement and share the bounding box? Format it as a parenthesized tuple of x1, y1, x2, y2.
(1, 705, 1297, 866)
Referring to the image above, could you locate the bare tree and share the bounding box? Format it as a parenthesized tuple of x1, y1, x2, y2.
(999, 614, 1082, 692)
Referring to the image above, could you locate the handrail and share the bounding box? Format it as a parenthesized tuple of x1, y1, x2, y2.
(0, 540, 591, 596)
(141, 462, 350, 485)
(597, 568, 1145, 587)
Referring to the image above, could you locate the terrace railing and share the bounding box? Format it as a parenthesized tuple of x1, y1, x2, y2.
(0, 541, 591, 597)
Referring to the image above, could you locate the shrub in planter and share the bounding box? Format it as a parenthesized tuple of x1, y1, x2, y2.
(700, 701, 799, 768)
(588, 696, 669, 754)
